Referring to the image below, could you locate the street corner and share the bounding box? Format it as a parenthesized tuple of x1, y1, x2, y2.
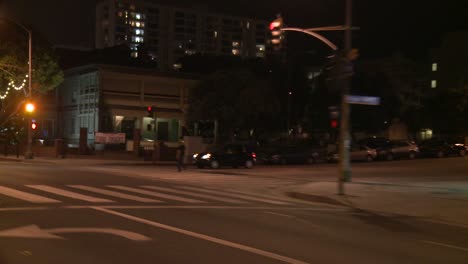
(0, 157, 22, 162)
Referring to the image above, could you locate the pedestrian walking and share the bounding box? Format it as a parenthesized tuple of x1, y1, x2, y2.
(176, 138, 186, 172)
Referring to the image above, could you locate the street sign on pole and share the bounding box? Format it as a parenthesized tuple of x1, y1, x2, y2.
(345, 95, 380, 105)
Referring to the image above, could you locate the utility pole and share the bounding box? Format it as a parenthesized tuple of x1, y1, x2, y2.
(338, 0, 353, 194)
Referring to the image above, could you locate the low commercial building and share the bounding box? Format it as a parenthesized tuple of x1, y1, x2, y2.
(56, 64, 199, 147)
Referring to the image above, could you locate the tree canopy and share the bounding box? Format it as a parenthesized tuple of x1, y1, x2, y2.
(187, 68, 280, 142)
(0, 25, 64, 136)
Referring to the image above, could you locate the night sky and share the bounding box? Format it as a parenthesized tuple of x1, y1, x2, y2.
(1, 0, 467, 59)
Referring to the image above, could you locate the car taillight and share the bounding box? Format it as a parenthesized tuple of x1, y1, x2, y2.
(251, 152, 257, 158)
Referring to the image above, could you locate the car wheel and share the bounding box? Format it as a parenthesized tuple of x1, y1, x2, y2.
(409, 151, 416, 160)
(386, 153, 394, 161)
(306, 157, 315, 164)
(437, 151, 445, 158)
(210, 160, 220, 169)
(459, 149, 466, 157)
(366, 155, 374, 162)
(245, 160, 254, 169)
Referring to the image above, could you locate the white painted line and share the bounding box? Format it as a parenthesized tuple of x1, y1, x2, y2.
(421, 219, 468, 230)
(0, 225, 151, 241)
(263, 211, 295, 218)
(92, 207, 310, 264)
(26, 185, 113, 203)
(180, 186, 290, 205)
(140, 186, 248, 204)
(0, 186, 61, 203)
(420, 240, 468, 252)
(69, 185, 160, 203)
(107, 186, 204, 203)
(0, 205, 349, 211)
(48, 227, 151, 241)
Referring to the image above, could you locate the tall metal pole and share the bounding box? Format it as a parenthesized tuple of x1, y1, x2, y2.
(24, 29, 33, 159)
(338, 0, 352, 194)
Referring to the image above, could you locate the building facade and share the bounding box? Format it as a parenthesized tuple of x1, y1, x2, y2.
(96, 0, 269, 70)
(56, 64, 199, 146)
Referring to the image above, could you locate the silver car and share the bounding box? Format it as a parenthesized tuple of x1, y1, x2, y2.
(328, 145, 377, 162)
(387, 140, 419, 160)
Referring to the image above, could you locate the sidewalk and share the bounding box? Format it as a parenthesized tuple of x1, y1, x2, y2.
(287, 181, 468, 227)
(0, 155, 176, 166)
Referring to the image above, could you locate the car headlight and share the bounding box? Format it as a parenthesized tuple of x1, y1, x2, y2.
(193, 153, 199, 159)
(201, 153, 212, 159)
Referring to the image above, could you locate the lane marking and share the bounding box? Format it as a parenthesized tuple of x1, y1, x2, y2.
(92, 207, 310, 264)
(26, 185, 113, 203)
(0, 225, 151, 241)
(69, 185, 160, 203)
(263, 211, 295, 218)
(107, 186, 204, 204)
(180, 186, 290, 205)
(140, 186, 248, 204)
(421, 219, 468, 230)
(48, 227, 151, 241)
(0, 186, 60, 203)
(420, 240, 468, 252)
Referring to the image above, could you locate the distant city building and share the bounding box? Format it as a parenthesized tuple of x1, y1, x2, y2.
(95, 0, 269, 70)
(429, 31, 468, 91)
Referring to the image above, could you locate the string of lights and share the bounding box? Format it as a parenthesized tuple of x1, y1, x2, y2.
(0, 74, 28, 100)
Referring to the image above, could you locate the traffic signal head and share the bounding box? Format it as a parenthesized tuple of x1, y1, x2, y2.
(147, 105, 156, 116)
(31, 120, 37, 130)
(269, 16, 284, 50)
(330, 119, 338, 129)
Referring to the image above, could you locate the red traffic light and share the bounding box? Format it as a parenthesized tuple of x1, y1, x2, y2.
(31, 122, 37, 130)
(147, 106, 152, 112)
(269, 21, 281, 30)
(331, 120, 338, 128)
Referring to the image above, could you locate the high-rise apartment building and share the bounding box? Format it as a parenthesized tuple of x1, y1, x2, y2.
(96, 0, 269, 70)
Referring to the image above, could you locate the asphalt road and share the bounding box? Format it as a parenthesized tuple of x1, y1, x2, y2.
(0, 157, 466, 263)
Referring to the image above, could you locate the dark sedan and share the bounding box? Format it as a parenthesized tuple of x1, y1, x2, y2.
(261, 145, 323, 165)
(192, 144, 256, 169)
(418, 139, 467, 158)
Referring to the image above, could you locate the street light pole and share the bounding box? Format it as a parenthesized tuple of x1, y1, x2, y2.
(24, 28, 33, 159)
(338, 0, 353, 194)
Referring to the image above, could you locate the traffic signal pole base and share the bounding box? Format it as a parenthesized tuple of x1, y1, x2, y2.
(24, 151, 34, 159)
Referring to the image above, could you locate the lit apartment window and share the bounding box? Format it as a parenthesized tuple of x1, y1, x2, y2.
(135, 29, 144, 35)
(133, 36, 144, 43)
(214, 31, 218, 38)
(431, 80, 437, 88)
(432, 63, 438, 72)
(246, 22, 250, 29)
(232, 49, 240, 55)
(136, 13, 141, 20)
(131, 51, 138, 58)
(232, 41, 240, 48)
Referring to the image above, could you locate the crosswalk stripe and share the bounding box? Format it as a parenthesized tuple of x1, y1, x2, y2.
(68, 185, 160, 203)
(26, 185, 113, 203)
(179, 187, 290, 205)
(140, 186, 249, 204)
(0, 186, 61, 203)
(107, 186, 204, 204)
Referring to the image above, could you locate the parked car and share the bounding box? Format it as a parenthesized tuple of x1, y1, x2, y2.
(262, 145, 324, 165)
(386, 140, 420, 160)
(359, 137, 393, 160)
(192, 143, 256, 169)
(418, 139, 467, 158)
(328, 144, 377, 162)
